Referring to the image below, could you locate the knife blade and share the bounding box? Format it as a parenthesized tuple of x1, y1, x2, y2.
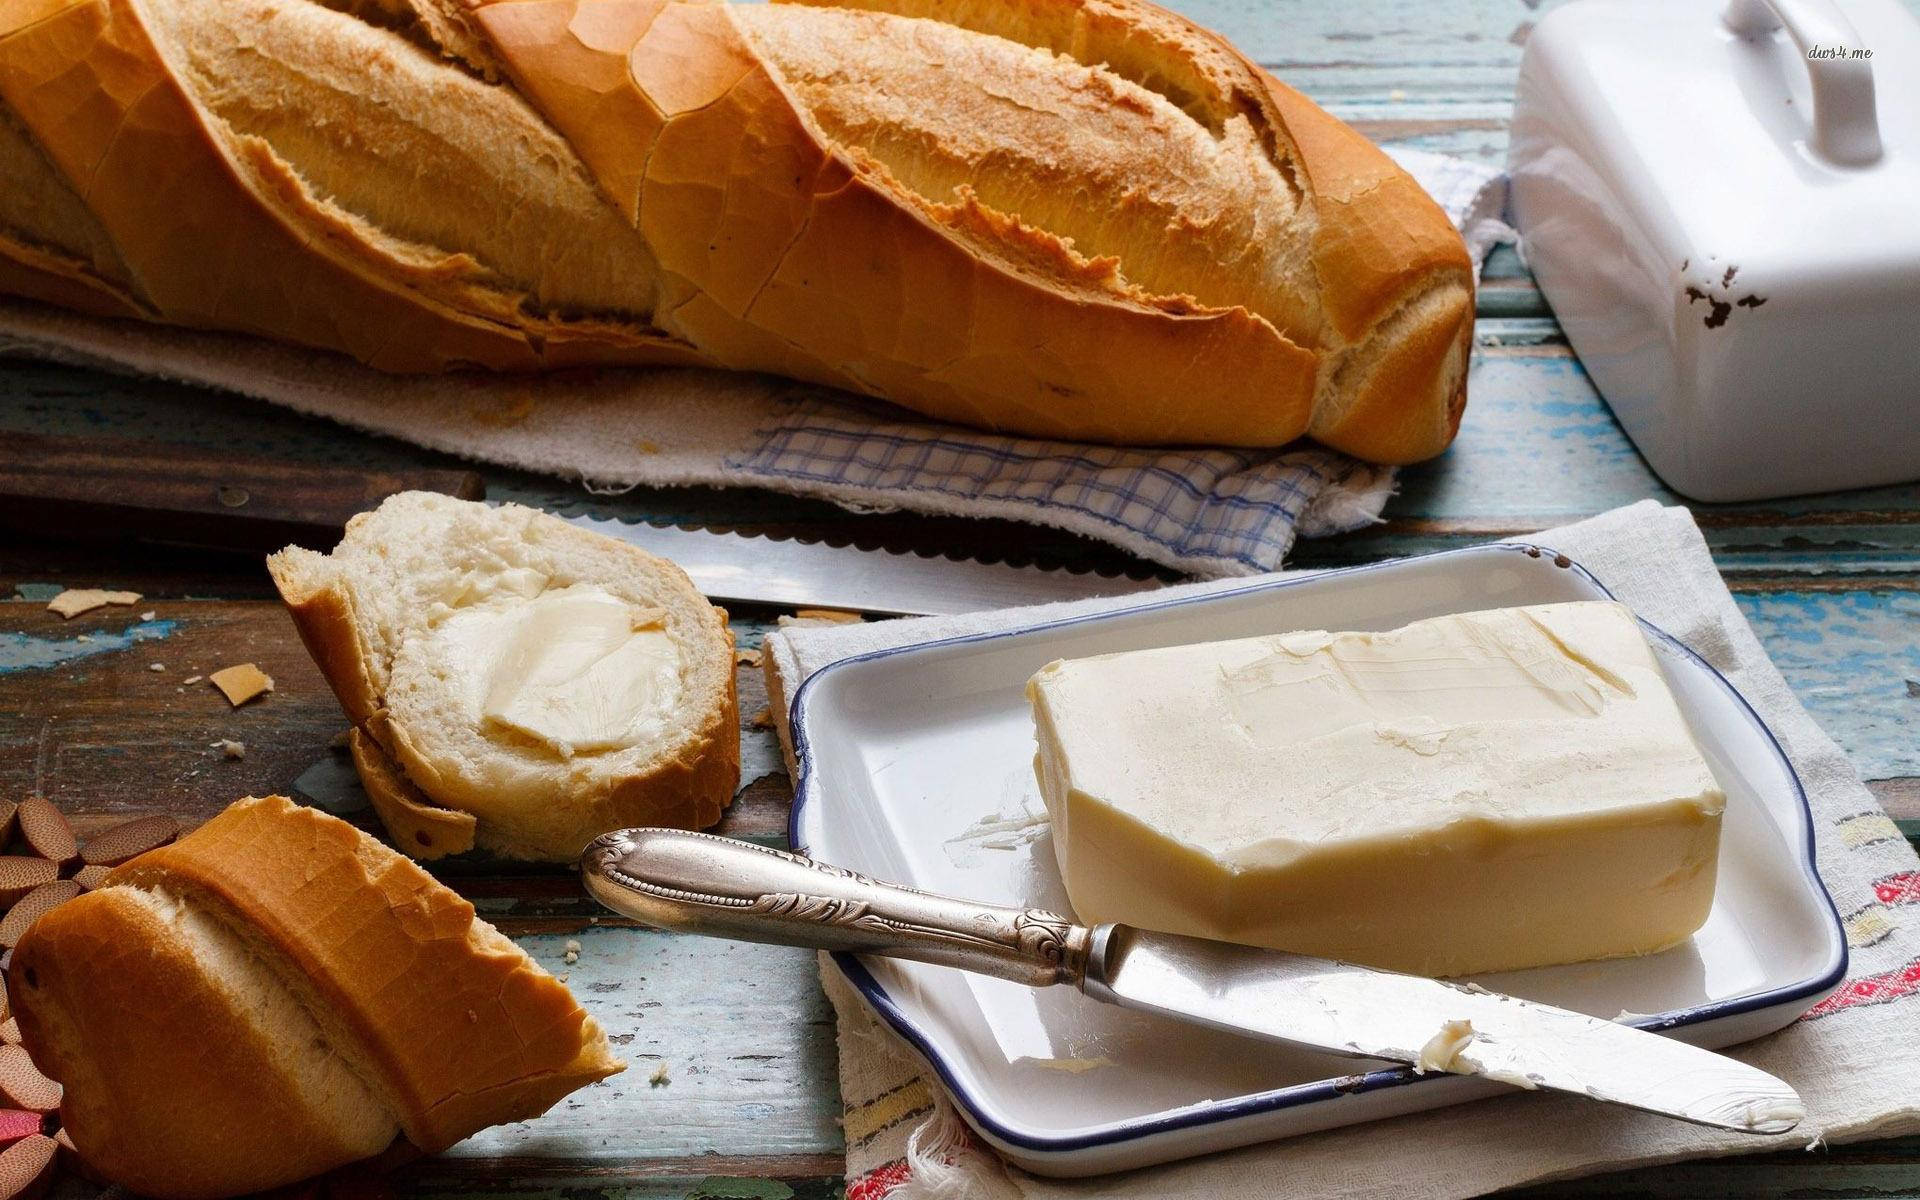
(559, 513, 1166, 616)
(582, 829, 1805, 1135)
(1085, 926, 1804, 1134)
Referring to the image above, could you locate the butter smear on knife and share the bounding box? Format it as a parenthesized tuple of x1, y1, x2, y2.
(1026, 601, 1725, 977)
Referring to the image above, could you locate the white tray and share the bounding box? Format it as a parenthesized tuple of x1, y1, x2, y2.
(788, 544, 1847, 1176)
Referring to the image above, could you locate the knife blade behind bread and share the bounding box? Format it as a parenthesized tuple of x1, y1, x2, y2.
(582, 828, 1805, 1136)
(563, 514, 1165, 616)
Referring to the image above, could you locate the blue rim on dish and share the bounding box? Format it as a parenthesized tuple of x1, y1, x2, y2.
(785, 542, 1850, 1156)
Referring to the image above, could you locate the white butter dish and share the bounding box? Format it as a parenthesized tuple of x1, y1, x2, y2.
(788, 545, 1846, 1176)
(1510, 0, 1920, 501)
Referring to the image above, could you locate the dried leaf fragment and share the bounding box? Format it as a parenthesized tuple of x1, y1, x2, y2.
(45, 589, 140, 619)
(0, 1132, 55, 1200)
(13, 800, 74, 868)
(0, 863, 56, 910)
(209, 663, 274, 706)
(0, 1048, 58, 1113)
(80, 814, 179, 867)
(70, 865, 111, 892)
(0, 883, 79, 949)
(0, 1112, 40, 1148)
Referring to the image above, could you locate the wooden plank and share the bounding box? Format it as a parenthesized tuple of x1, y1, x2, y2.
(0, 597, 791, 843)
(406, 1159, 847, 1198)
(435, 928, 844, 1165)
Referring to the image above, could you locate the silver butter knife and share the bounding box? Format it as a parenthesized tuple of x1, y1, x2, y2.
(582, 829, 1806, 1136)
(559, 514, 1165, 616)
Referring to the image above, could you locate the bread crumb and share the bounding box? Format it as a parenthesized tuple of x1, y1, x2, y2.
(216, 740, 246, 760)
(209, 663, 274, 706)
(148, 662, 166, 673)
(472, 391, 535, 426)
(73, 865, 111, 891)
(750, 706, 773, 729)
(649, 1062, 670, 1086)
(46, 588, 141, 619)
(182, 675, 204, 686)
(556, 972, 570, 983)
(792, 608, 863, 624)
(139, 610, 156, 621)
(734, 648, 763, 668)
(564, 938, 581, 965)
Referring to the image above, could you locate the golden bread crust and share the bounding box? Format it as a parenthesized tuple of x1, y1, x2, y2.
(349, 727, 478, 860)
(110, 796, 622, 1152)
(13, 887, 395, 1199)
(2, 0, 1472, 458)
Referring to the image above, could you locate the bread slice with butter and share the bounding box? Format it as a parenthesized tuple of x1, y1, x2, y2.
(11, 796, 622, 1199)
(270, 492, 739, 862)
(1027, 601, 1725, 978)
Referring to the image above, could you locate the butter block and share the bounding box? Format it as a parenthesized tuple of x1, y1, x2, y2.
(1026, 601, 1724, 977)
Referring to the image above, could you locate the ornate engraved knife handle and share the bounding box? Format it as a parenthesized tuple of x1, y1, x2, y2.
(582, 828, 1092, 988)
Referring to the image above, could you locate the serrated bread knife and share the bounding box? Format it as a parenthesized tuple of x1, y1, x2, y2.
(583, 829, 1806, 1136)
(561, 514, 1165, 616)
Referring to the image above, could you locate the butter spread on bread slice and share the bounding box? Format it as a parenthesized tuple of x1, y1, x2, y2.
(10, 796, 623, 1199)
(0, 0, 1471, 460)
(269, 492, 740, 862)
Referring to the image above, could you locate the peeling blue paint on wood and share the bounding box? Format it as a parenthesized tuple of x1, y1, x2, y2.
(1737, 591, 1920, 781)
(0, 619, 176, 673)
(446, 929, 843, 1164)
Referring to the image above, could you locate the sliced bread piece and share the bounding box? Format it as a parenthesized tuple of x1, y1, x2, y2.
(269, 492, 739, 862)
(11, 795, 622, 1198)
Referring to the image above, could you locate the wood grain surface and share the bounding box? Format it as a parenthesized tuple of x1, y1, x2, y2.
(4, 0, 1919, 1194)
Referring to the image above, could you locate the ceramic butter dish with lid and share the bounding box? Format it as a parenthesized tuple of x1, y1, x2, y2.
(1510, 0, 1920, 501)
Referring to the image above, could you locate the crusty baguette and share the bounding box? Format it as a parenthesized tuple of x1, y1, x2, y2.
(269, 492, 740, 862)
(10, 796, 622, 1199)
(0, 0, 1471, 460)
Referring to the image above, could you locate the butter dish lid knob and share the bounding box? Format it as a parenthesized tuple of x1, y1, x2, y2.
(1724, 0, 1883, 166)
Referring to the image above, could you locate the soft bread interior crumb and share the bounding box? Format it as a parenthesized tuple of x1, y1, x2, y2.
(116, 885, 399, 1156)
(275, 494, 733, 859)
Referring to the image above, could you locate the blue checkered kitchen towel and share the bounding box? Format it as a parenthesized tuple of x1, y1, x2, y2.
(0, 150, 1507, 578)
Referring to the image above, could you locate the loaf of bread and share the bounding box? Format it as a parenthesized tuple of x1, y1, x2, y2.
(270, 492, 739, 862)
(0, 0, 1472, 461)
(10, 796, 623, 1199)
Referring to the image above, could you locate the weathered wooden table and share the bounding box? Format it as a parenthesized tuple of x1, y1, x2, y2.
(4, 1, 1918, 1195)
